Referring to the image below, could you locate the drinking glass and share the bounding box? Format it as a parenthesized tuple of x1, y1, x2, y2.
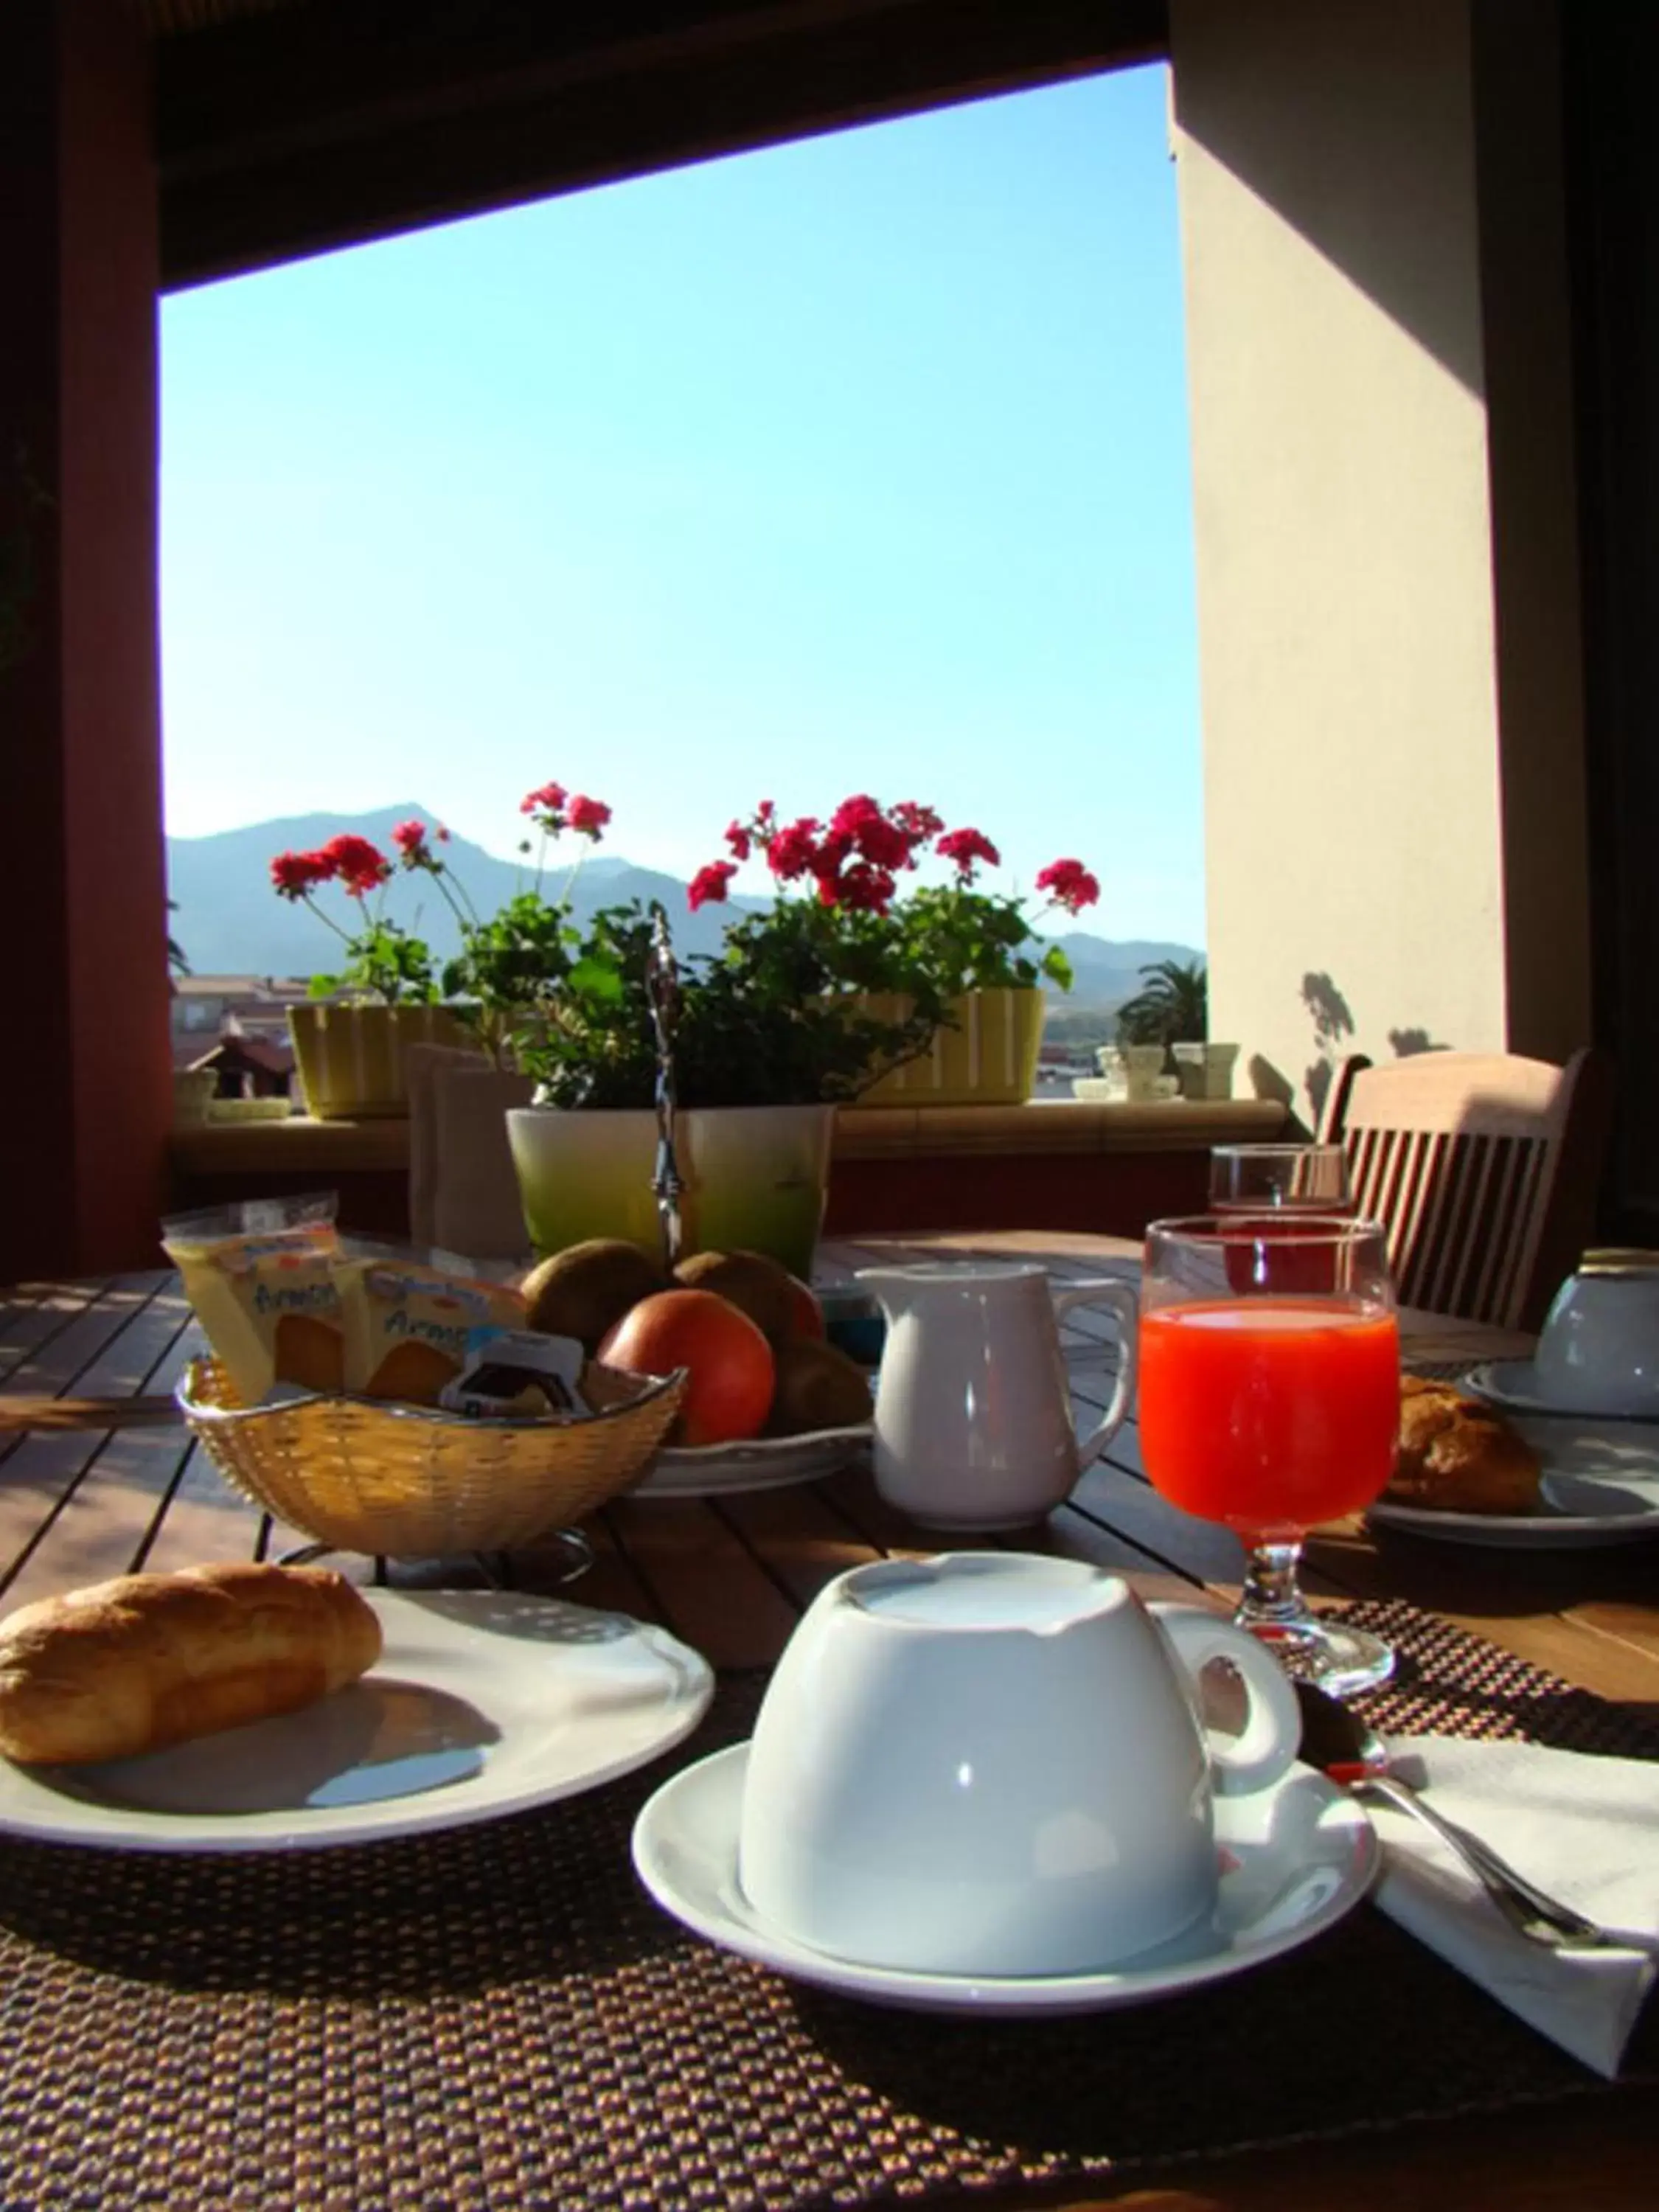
(1208, 1143, 1351, 1214)
(1138, 1213, 1399, 1697)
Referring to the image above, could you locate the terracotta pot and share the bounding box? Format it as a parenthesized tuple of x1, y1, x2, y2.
(849, 987, 1046, 1108)
(288, 1004, 471, 1119)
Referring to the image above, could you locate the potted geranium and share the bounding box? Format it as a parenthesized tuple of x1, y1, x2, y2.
(504, 864, 936, 1276)
(268, 787, 612, 1115)
(268, 830, 469, 1116)
(687, 796, 1102, 1107)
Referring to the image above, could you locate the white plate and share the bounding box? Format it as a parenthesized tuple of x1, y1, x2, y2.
(629, 1424, 872, 1499)
(1368, 1413, 1659, 1546)
(0, 1590, 713, 1852)
(1463, 1358, 1659, 1425)
(631, 1742, 1377, 2015)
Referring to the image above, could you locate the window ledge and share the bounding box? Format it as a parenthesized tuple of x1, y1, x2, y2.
(170, 1096, 1290, 1178)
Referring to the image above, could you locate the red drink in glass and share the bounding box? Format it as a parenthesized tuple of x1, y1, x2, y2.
(1138, 1299, 1400, 1540)
(1138, 1212, 1399, 1696)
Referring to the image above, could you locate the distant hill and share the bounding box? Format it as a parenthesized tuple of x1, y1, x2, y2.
(166, 805, 765, 978)
(166, 807, 1201, 1007)
(1045, 933, 1207, 1013)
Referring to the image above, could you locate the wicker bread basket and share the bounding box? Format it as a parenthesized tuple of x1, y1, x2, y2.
(176, 1356, 686, 1558)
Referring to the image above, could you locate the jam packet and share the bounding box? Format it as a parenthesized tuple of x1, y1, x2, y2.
(161, 1194, 345, 1405)
(437, 1331, 591, 1421)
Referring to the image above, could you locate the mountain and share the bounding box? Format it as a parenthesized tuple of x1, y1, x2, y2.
(1046, 934, 1208, 1012)
(166, 807, 1202, 1005)
(166, 805, 766, 977)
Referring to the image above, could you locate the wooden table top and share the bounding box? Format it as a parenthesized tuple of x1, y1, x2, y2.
(2, 1228, 1656, 2212)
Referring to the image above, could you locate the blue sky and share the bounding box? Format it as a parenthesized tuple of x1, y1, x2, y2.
(160, 63, 1204, 945)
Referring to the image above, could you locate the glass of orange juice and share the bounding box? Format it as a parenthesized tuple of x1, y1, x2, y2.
(1138, 1214, 1399, 1697)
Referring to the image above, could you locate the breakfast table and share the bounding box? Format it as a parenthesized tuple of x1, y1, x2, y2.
(1, 1228, 1655, 2212)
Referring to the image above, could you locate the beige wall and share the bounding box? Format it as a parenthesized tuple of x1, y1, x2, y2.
(1169, 0, 1591, 1128)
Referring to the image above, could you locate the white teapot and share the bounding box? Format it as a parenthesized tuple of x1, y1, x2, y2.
(857, 1261, 1138, 1529)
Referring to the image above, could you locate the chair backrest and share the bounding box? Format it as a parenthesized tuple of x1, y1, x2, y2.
(1321, 1048, 1613, 1331)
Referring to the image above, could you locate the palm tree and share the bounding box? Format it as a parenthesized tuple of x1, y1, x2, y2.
(1116, 958, 1208, 1048)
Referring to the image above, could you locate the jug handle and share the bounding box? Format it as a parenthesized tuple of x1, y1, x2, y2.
(1051, 1279, 1138, 1467)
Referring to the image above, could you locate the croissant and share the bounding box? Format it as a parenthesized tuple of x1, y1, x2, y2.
(1387, 1377, 1541, 1514)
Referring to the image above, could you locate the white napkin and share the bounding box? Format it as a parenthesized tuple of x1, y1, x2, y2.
(1366, 1735, 1659, 2076)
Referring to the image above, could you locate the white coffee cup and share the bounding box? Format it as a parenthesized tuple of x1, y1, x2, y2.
(1533, 1256, 1659, 1417)
(737, 1551, 1302, 1978)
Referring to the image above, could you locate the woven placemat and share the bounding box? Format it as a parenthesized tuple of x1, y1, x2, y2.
(0, 1599, 1653, 2212)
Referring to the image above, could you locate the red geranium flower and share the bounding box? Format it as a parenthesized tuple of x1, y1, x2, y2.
(520, 781, 567, 818)
(891, 801, 943, 848)
(392, 818, 430, 862)
(269, 849, 334, 899)
(936, 827, 1001, 876)
(321, 832, 390, 898)
(1035, 858, 1101, 913)
(688, 860, 738, 911)
(565, 794, 611, 838)
(823, 796, 918, 873)
(828, 795, 882, 840)
(831, 861, 897, 914)
(856, 816, 912, 870)
(767, 818, 822, 882)
(724, 820, 752, 862)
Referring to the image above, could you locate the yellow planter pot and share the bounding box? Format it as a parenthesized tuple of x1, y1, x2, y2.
(288, 1004, 472, 1119)
(852, 988, 1046, 1108)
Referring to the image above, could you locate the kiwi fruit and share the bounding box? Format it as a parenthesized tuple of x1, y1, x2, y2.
(521, 1239, 669, 1355)
(674, 1249, 796, 1349)
(765, 1338, 874, 1436)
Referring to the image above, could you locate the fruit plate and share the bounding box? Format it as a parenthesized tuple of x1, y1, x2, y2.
(626, 1424, 873, 1500)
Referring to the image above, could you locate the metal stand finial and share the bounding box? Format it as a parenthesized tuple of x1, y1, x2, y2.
(645, 903, 686, 1273)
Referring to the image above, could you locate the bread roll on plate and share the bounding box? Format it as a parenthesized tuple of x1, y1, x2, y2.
(1387, 1377, 1541, 1515)
(0, 1563, 381, 1767)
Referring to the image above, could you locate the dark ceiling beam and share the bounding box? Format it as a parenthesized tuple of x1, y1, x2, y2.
(156, 0, 1169, 289)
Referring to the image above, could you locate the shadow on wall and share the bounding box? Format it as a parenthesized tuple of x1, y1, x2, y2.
(1388, 1027, 1449, 1057)
(1169, 1, 1484, 397)
(1242, 970, 1453, 1130)
(1301, 971, 1354, 1127)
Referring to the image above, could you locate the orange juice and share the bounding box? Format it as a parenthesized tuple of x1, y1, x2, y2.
(1138, 1299, 1399, 1540)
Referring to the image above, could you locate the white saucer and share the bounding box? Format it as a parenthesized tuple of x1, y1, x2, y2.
(629, 1424, 872, 1499)
(631, 1743, 1377, 2014)
(1463, 1359, 1659, 1425)
(0, 1591, 714, 1852)
(1368, 1411, 1659, 1548)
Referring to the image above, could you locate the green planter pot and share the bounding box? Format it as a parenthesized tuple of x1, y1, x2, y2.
(507, 1103, 836, 1281)
(850, 987, 1046, 1107)
(288, 1004, 471, 1120)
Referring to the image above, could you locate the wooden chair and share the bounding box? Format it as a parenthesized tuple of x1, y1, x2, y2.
(1318, 1048, 1614, 1330)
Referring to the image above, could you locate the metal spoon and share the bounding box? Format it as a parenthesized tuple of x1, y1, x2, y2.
(1293, 1680, 1654, 1954)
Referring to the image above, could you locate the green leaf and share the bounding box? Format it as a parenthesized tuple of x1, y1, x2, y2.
(567, 954, 626, 1004)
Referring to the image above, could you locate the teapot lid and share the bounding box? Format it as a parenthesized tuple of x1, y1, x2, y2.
(1579, 1247, 1659, 1277)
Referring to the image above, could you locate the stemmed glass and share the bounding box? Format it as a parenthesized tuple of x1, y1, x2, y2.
(1209, 1143, 1352, 1214)
(1137, 1213, 1399, 1697)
